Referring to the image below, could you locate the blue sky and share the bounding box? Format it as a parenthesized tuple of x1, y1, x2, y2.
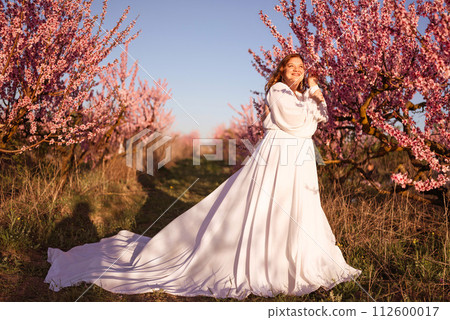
(91, 0, 427, 137)
(90, 0, 291, 137)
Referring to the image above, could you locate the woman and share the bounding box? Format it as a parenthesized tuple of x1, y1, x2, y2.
(45, 53, 362, 300)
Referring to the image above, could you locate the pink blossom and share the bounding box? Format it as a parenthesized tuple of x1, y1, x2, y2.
(0, 0, 139, 153)
(391, 172, 413, 188)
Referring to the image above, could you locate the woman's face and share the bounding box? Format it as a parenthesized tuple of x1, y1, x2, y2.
(282, 57, 305, 88)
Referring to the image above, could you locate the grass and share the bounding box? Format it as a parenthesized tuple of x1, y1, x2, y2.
(0, 151, 448, 302)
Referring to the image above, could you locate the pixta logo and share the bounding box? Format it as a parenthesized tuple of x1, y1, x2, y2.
(126, 129, 171, 175)
(192, 137, 318, 166)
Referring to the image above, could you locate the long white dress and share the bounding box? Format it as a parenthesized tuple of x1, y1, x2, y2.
(44, 82, 362, 300)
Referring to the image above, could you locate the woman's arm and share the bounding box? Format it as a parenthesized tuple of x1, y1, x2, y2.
(307, 74, 325, 104)
(307, 75, 328, 123)
(316, 100, 329, 123)
(266, 82, 309, 132)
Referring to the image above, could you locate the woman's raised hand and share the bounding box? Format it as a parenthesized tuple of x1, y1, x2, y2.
(307, 74, 319, 87)
(307, 74, 325, 104)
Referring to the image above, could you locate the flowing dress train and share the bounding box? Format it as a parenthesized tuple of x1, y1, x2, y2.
(44, 82, 362, 299)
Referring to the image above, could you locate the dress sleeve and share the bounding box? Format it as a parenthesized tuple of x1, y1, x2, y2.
(306, 85, 329, 123)
(314, 101, 329, 123)
(266, 83, 309, 132)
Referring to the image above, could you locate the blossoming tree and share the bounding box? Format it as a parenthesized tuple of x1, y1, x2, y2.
(77, 43, 173, 166)
(214, 99, 265, 173)
(249, 0, 449, 203)
(0, 0, 138, 153)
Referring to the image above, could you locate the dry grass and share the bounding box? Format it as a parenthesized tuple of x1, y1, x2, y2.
(0, 151, 448, 301)
(318, 171, 449, 301)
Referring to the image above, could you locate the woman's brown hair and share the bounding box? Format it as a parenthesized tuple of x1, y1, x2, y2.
(264, 53, 307, 95)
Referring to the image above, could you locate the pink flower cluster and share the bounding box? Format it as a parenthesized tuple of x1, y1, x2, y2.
(80, 42, 173, 164)
(391, 172, 413, 188)
(0, 0, 139, 153)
